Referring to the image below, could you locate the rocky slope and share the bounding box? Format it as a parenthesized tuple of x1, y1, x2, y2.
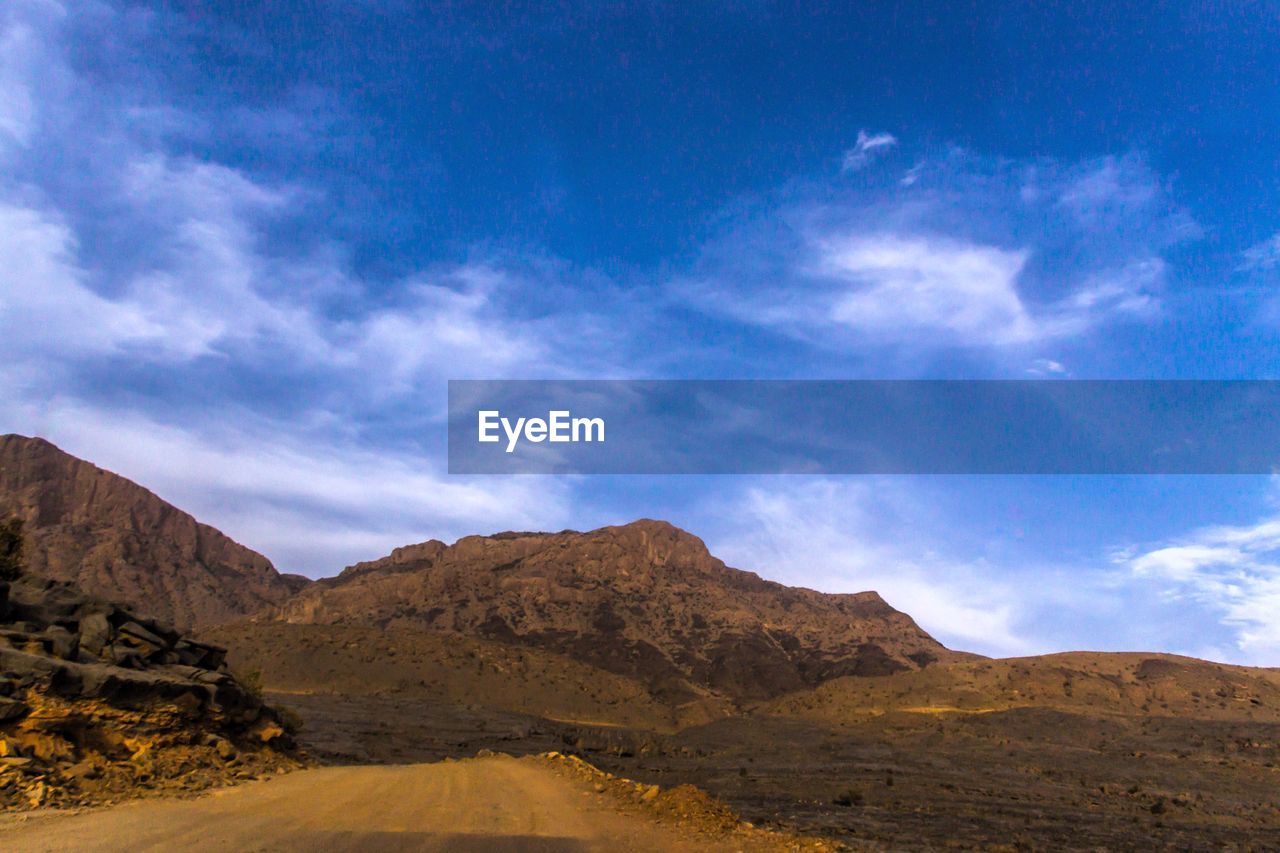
(0, 435, 308, 629)
(762, 651, 1280, 723)
(273, 520, 968, 704)
(203, 621, 721, 732)
(0, 571, 300, 809)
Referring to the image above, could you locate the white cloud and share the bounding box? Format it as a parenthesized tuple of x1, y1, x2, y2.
(841, 129, 897, 172)
(0, 4, 622, 578)
(0, 22, 37, 148)
(1, 145, 591, 398)
(1122, 516, 1280, 664)
(9, 400, 575, 574)
(0, 202, 169, 358)
(678, 151, 1189, 353)
(0, 1, 66, 152)
(347, 268, 553, 391)
(685, 230, 1168, 348)
(0, 164, 593, 570)
(121, 156, 336, 360)
(1026, 357, 1067, 376)
(1057, 156, 1158, 225)
(0, 162, 332, 365)
(819, 234, 1036, 344)
(700, 479, 1280, 664)
(702, 479, 1033, 656)
(1032, 257, 1163, 338)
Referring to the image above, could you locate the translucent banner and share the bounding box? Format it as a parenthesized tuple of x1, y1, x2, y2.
(447, 380, 1280, 475)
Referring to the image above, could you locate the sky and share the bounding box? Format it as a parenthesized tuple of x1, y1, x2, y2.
(2, 0, 1280, 664)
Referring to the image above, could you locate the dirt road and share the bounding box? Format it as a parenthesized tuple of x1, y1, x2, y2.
(1, 756, 751, 852)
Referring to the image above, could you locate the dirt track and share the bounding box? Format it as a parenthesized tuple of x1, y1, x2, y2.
(1, 756, 746, 852)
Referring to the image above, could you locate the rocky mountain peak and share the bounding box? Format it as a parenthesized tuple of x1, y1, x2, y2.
(0, 434, 308, 629)
(275, 520, 968, 704)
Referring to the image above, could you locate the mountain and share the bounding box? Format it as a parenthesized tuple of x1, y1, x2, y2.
(0, 435, 962, 708)
(272, 519, 968, 704)
(0, 434, 308, 629)
(762, 651, 1280, 724)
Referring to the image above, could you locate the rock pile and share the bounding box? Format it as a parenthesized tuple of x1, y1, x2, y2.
(0, 571, 300, 809)
(536, 750, 844, 851)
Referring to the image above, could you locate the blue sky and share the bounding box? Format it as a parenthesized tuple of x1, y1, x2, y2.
(2, 1, 1280, 663)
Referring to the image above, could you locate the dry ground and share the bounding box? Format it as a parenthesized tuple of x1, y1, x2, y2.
(0, 754, 826, 852)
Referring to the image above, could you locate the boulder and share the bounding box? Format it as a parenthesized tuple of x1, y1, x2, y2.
(210, 736, 237, 761)
(115, 621, 167, 657)
(78, 612, 111, 656)
(42, 625, 77, 660)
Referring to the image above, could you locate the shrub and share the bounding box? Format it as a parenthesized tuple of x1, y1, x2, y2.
(232, 666, 265, 700)
(833, 788, 864, 807)
(275, 704, 305, 735)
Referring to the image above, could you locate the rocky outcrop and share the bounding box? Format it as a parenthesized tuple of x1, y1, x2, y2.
(0, 518, 21, 581)
(0, 435, 309, 629)
(0, 573, 300, 809)
(275, 520, 970, 704)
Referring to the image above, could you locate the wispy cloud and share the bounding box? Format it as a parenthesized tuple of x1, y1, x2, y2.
(677, 151, 1194, 354)
(818, 234, 1035, 343)
(841, 129, 897, 172)
(0, 202, 162, 359)
(9, 399, 576, 574)
(0, 145, 605, 576)
(0, 155, 571, 383)
(0, 11, 38, 149)
(701, 478, 1034, 655)
(1056, 156, 1159, 225)
(698, 477, 1280, 665)
(0, 1, 619, 572)
(1121, 515, 1280, 664)
(899, 162, 924, 186)
(1025, 357, 1068, 376)
(1241, 233, 1280, 271)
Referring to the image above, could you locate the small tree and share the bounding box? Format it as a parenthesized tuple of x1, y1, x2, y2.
(0, 518, 24, 581)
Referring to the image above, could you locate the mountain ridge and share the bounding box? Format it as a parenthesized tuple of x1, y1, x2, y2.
(273, 518, 972, 704)
(0, 434, 308, 629)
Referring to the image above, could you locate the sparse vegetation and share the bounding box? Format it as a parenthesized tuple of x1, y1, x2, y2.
(276, 704, 305, 734)
(232, 666, 266, 700)
(833, 788, 864, 807)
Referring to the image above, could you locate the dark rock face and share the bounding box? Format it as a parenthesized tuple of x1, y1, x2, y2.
(0, 518, 22, 581)
(0, 434, 309, 629)
(276, 519, 970, 704)
(0, 574, 298, 809)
